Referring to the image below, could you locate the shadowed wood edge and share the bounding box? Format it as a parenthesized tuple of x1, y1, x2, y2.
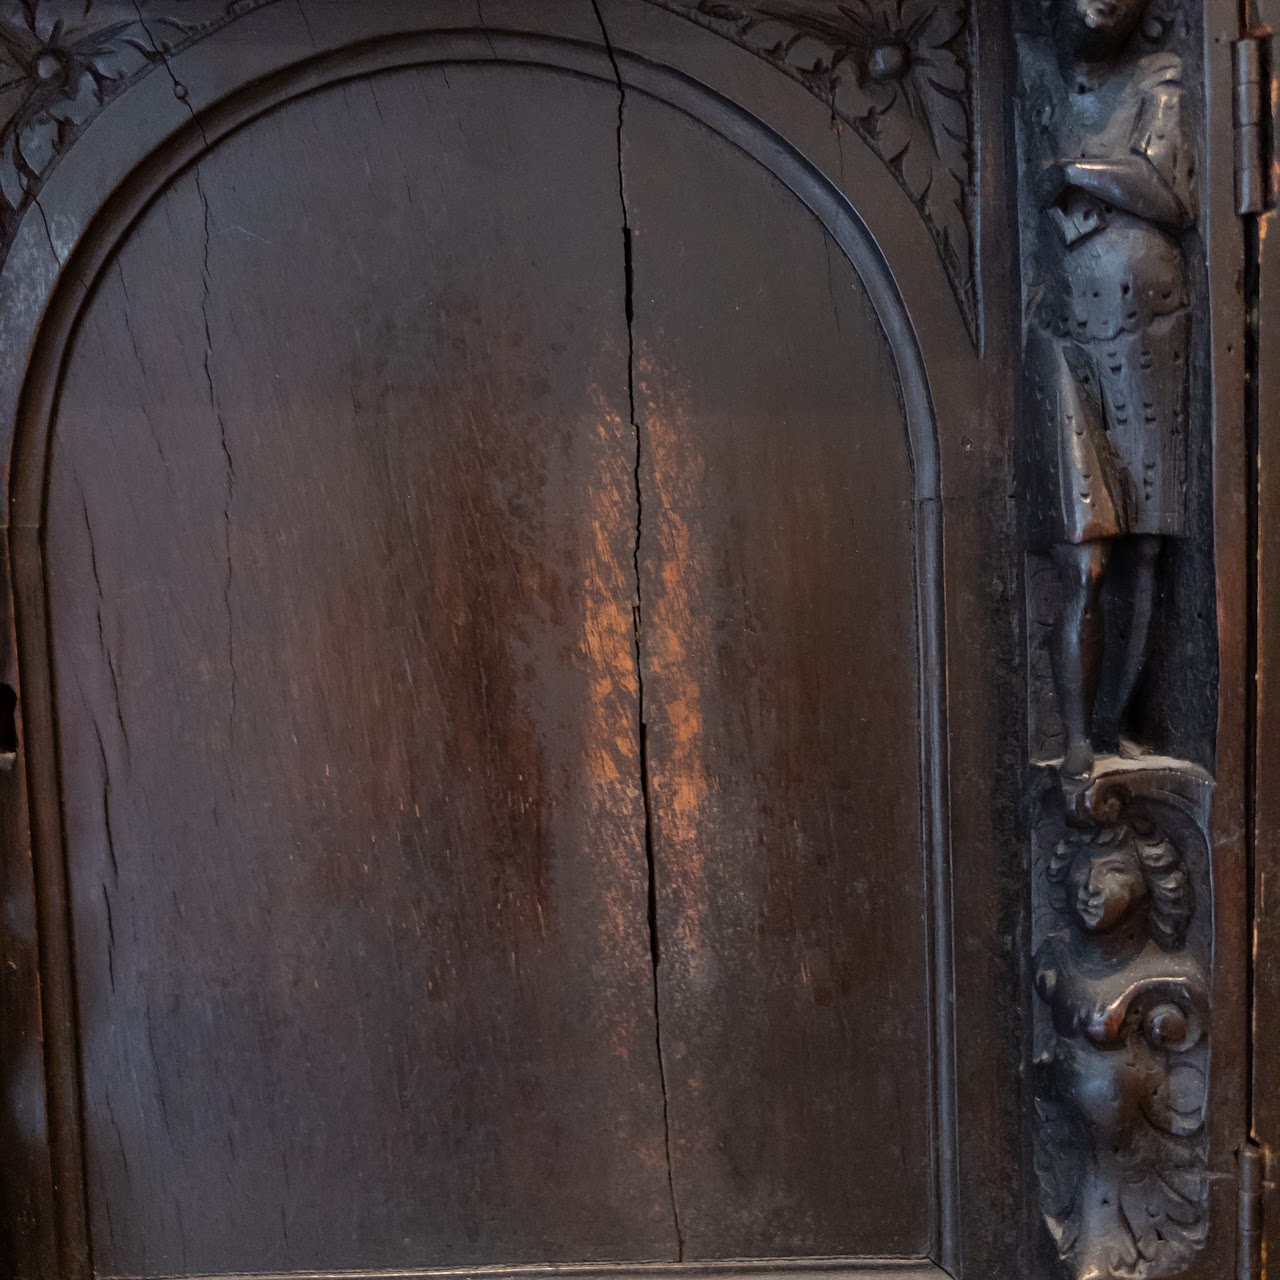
(102, 1259, 951, 1280)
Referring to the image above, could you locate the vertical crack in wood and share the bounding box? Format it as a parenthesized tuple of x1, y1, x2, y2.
(135, 6, 241, 757)
(588, 0, 684, 1258)
(192, 162, 238, 750)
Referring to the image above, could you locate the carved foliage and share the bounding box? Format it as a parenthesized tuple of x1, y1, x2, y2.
(0, 0, 977, 335)
(0, 0, 249, 256)
(640, 0, 976, 333)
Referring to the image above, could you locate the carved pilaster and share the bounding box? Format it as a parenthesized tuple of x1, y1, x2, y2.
(1016, 3, 1214, 1278)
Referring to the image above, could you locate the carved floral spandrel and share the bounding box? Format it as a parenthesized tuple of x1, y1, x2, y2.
(0, 0, 249, 257)
(0, 0, 977, 336)
(640, 0, 976, 333)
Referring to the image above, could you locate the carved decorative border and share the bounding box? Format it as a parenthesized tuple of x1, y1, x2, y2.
(0, 1, 977, 336)
(638, 0, 976, 336)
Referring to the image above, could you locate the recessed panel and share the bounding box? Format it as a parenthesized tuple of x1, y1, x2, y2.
(48, 64, 665, 1275)
(43, 57, 936, 1278)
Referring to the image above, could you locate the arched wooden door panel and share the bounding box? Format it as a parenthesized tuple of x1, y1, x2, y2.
(35, 54, 940, 1274)
(0, 6, 1036, 1280)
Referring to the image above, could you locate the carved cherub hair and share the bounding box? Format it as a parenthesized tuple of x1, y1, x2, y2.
(1047, 823, 1193, 950)
(1132, 827, 1194, 949)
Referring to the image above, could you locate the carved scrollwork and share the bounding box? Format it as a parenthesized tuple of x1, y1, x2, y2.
(639, 0, 976, 335)
(1033, 762, 1211, 1280)
(0, 0, 252, 257)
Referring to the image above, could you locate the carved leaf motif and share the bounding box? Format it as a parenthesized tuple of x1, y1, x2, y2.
(1117, 1122, 1209, 1276)
(0, 0, 243, 256)
(640, 0, 976, 337)
(0, 0, 975, 336)
(1033, 1089, 1086, 1255)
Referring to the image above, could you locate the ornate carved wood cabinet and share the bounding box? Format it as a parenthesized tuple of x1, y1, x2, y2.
(0, 3, 1271, 1280)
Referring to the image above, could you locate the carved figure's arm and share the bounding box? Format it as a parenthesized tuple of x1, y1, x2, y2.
(1048, 72, 1196, 231)
(1058, 156, 1190, 229)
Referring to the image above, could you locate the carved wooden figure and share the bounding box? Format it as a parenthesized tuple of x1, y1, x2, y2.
(1023, 0, 1196, 777)
(1018, 2, 1218, 1277)
(1034, 805, 1210, 1280)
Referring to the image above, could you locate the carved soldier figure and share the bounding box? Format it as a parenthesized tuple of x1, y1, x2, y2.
(1034, 822, 1209, 1280)
(1024, 0, 1197, 777)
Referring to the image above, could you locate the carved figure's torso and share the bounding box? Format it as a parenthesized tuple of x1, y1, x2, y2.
(1035, 931, 1206, 1046)
(1021, 37, 1195, 543)
(1029, 49, 1191, 342)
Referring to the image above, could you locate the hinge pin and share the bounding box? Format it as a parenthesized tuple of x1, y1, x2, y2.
(1240, 1142, 1265, 1280)
(1235, 37, 1270, 215)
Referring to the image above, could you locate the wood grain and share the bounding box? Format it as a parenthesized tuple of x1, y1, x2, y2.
(45, 64, 673, 1276)
(1, 11, 1034, 1278)
(625, 94, 934, 1258)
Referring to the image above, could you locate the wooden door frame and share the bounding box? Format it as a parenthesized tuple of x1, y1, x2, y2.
(0, 3, 1023, 1279)
(1248, 2, 1280, 1273)
(0, 2, 1253, 1278)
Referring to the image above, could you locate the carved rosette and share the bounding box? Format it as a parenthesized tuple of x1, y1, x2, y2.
(0, 0, 255, 259)
(639, 0, 976, 335)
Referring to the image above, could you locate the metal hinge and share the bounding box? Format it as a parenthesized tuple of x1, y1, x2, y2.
(1236, 36, 1273, 215)
(1240, 1142, 1266, 1280)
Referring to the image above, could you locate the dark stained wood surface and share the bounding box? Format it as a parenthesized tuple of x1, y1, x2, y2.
(45, 65, 672, 1275)
(0, 3, 1247, 1280)
(0, 525, 57, 1280)
(35, 51, 952, 1276)
(1250, 3, 1280, 1268)
(625, 97, 934, 1258)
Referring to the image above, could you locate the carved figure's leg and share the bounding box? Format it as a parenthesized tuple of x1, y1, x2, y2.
(1052, 540, 1108, 777)
(1104, 534, 1162, 753)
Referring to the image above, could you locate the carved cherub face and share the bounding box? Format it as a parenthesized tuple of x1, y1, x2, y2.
(1054, 0, 1150, 60)
(1069, 844, 1148, 932)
